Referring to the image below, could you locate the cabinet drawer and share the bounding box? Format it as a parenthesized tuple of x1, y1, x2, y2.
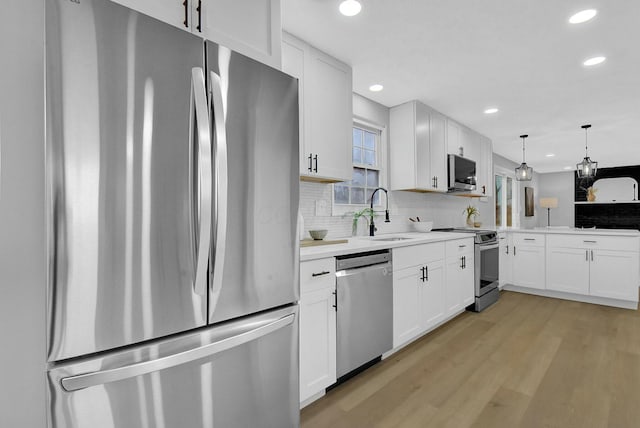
(445, 238, 474, 257)
(393, 242, 445, 271)
(300, 258, 335, 293)
(512, 233, 545, 247)
(546, 234, 640, 252)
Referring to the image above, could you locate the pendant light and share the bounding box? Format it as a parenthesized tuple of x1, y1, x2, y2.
(515, 134, 533, 181)
(576, 124, 598, 178)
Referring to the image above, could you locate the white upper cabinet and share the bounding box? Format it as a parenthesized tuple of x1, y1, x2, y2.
(199, 0, 282, 69)
(282, 33, 352, 183)
(445, 119, 493, 197)
(110, 0, 282, 69)
(390, 101, 447, 192)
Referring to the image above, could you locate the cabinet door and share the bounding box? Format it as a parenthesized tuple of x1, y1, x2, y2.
(589, 250, 639, 301)
(199, 0, 281, 69)
(109, 0, 190, 31)
(446, 120, 461, 155)
(429, 111, 447, 192)
(299, 287, 336, 402)
(420, 260, 445, 330)
(480, 136, 493, 197)
(281, 37, 307, 176)
(393, 268, 422, 348)
(414, 102, 432, 189)
(512, 246, 546, 289)
(305, 50, 352, 182)
(498, 236, 512, 287)
(445, 256, 463, 315)
(460, 253, 475, 307)
(546, 247, 590, 294)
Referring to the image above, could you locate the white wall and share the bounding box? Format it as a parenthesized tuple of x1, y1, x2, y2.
(300, 94, 494, 239)
(0, 1, 47, 426)
(537, 172, 575, 227)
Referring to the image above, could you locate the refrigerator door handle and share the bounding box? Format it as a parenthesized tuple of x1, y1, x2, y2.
(60, 313, 295, 392)
(209, 71, 228, 315)
(191, 67, 213, 297)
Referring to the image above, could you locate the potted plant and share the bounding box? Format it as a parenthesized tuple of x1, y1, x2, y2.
(463, 205, 479, 227)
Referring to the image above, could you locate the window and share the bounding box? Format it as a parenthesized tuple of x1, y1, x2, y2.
(334, 124, 383, 206)
(495, 167, 519, 228)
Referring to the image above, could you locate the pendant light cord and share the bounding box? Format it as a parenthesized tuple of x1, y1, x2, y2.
(582, 124, 591, 158)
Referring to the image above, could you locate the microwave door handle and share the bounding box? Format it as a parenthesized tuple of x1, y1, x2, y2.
(60, 313, 295, 392)
(209, 71, 228, 315)
(191, 68, 212, 297)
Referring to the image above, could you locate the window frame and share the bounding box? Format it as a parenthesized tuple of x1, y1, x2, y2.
(332, 118, 387, 216)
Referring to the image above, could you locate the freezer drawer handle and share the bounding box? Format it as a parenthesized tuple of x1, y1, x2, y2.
(191, 68, 213, 297)
(60, 313, 295, 392)
(209, 71, 229, 315)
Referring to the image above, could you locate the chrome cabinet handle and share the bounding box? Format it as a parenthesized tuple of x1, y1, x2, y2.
(61, 314, 295, 392)
(506, 246, 509, 255)
(425, 265, 429, 281)
(191, 68, 212, 297)
(459, 245, 466, 248)
(591, 250, 594, 261)
(313, 154, 318, 173)
(586, 250, 588, 261)
(583, 240, 597, 243)
(312, 271, 331, 277)
(308, 154, 313, 172)
(209, 71, 229, 314)
(514, 246, 516, 256)
(524, 238, 536, 241)
(183, 0, 188, 27)
(196, 0, 202, 32)
(332, 290, 337, 311)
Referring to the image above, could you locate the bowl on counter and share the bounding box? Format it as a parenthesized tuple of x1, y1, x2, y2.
(308, 229, 328, 240)
(411, 221, 433, 233)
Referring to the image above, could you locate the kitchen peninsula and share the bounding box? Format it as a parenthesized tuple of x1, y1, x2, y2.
(499, 228, 640, 309)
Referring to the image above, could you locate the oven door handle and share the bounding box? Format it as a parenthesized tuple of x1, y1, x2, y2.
(478, 243, 499, 251)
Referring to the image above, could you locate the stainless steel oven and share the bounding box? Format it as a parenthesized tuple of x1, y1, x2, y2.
(475, 236, 500, 311)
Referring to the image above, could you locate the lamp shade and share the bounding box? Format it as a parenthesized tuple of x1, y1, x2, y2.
(540, 197, 558, 209)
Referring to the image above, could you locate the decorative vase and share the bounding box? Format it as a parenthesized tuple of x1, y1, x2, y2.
(587, 187, 597, 202)
(466, 216, 474, 227)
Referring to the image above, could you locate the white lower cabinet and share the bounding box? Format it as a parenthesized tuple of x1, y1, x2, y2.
(445, 247, 474, 316)
(498, 233, 512, 287)
(392, 238, 474, 349)
(299, 258, 336, 403)
(546, 234, 639, 302)
(589, 249, 639, 301)
(507, 232, 640, 308)
(392, 243, 445, 348)
(546, 247, 590, 294)
(511, 234, 546, 290)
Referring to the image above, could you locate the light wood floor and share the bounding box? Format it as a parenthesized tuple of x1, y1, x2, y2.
(301, 291, 640, 428)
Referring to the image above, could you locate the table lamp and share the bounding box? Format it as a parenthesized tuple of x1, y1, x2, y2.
(540, 197, 558, 227)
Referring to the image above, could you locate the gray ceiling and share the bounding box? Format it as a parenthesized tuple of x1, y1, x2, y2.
(282, 0, 640, 173)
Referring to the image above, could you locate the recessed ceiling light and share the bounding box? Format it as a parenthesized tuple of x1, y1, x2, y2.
(546, 153, 555, 157)
(484, 108, 499, 114)
(369, 84, 383, 92)
(583, 56, 606, 66)
(563, 166, 573, 170)
(339, 0, 362, 17)
(569, 9, 597, 24)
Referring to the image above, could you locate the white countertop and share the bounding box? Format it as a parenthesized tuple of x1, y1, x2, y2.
(500, 227, 640, 237)
(300, 232, 473, 262)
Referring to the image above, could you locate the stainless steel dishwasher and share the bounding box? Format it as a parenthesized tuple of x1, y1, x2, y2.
(335, 249, 393, 380)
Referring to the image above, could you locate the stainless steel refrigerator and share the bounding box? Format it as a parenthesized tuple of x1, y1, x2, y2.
(45, 0, 299, 426)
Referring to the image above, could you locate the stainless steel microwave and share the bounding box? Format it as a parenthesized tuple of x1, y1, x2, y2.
(448, 154, 477, 192)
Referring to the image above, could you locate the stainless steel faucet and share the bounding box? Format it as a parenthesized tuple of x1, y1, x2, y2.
(369, 187, 390, 236)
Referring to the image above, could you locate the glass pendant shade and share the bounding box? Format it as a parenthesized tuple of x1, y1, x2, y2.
(576, 157, 598, 178)
(515, 163, 533, 181)
(576, 124, 597, 178)
(515, 134, 533, 181)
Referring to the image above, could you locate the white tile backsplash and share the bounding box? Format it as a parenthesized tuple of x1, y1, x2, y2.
(300, 181, 494, 239)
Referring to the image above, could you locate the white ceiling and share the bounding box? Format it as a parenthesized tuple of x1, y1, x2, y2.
(282, 0, 640, 173)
